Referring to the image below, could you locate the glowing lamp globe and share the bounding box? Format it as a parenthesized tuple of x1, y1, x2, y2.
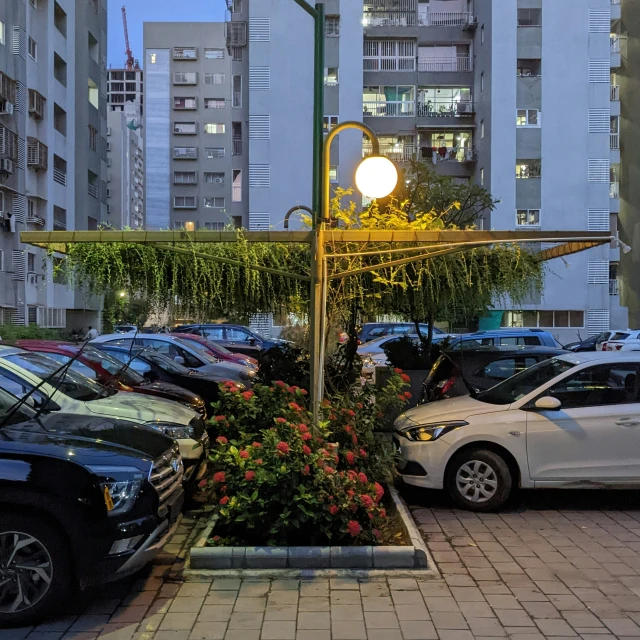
(355, 155, 398, 199)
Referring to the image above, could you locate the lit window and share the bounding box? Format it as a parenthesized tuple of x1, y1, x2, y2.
(516, 109, 541, 127)
(204, 197, 225, 208)
(205, 48, 225, 59)
(481, 119, 485, 138)
(323, 115, 338, 132)
(0, 21, 5, 46)
(325, 16, 340, 36)
(480, 168, 484, 186)
(516, 160, 541, 179)
(204, 123, 225, 134)
(329, 166, 338, 183)
(324, 67, 338, 86)
(516, 209, 541, 226)
(150, 53, 157, 64)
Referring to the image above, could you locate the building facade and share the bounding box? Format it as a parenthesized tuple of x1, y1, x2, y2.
(0, 0, 107, 330)
(107, 66, 143, 116)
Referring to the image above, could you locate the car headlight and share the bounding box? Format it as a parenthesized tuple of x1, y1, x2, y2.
(404, 421, 468, 442)
(146, 422, 195, 439)
(88, 466, 145, 516)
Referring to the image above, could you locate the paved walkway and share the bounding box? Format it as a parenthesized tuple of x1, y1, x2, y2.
(7, 490, 640, 640)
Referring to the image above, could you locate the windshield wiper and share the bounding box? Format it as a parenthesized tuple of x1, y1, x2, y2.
(451, 353, 477, 399)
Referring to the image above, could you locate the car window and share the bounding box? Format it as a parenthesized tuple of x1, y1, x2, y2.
(104, 338, 134, 347)
(547, 363, 640, 409)
(390, 325, 411, 335)
(83, 349, 145, 385)
(203, 327, 224, 340)
(479, 358, 518, 381)
(367, 327, 387, 338)
(452, 338, 494, 350)
(226, 327, 254, 341)
(39, 353, 99, 381)
(140, 339, 179, 357)
(611, 332, 631, 341)
(129, 357, 152, 375)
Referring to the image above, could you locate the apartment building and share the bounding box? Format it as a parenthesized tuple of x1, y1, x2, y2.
(108, 66, 143, 115)
(143, 23, 245, 231)
(0, 0, 107, 329)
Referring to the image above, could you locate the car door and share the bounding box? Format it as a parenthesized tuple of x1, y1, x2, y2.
(224, 327, 261, 356)
(526, 362, 640, 482)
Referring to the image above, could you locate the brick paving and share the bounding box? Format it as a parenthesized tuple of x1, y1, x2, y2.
(6, 490, 640, 639)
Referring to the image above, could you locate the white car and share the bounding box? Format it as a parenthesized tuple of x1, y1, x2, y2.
(0, 346, 208, 480)
(395, 352, 640, 511)
(605, 330, 640, 352)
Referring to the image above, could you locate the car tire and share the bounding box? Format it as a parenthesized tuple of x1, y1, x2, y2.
(0, 513, 72, 628)
(445, 449, 512, 512)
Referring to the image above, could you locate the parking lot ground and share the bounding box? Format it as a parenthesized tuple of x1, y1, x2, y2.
(6, 489, 640, 640)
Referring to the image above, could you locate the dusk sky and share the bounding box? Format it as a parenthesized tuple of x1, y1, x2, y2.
(108, 1, 226, 67)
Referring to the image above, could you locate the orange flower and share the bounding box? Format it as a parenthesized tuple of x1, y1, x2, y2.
(347, 521, 362, 537)
(219, 496, 229, 505)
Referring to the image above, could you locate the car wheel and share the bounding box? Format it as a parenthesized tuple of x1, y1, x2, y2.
(446, 449, 512, 512)
(0, 513, 72, 627)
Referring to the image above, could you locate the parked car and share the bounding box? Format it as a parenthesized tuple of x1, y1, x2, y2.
(565, 331, 622, 352)
(357, 322, 446, 345)
(447, 328, 560, 350)
(420, 346, 567, 403)
(94, 345, 225, 411)
(172, 323, 285, 356)
(114, 324, 137, 333)
(174, 333, 258, 369)
(13, 340, 207, 418)
(91, 333, 255, 382)
(358, 334, 448, 374)
(605, 330, 640, 352)
(395, 352, 640, 511)
(0, 385, 184, 626)
(0, 346, 208, 482)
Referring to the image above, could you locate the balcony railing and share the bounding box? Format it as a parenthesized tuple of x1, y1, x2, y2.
(419, 146, 477, 164)
(53, 168, 66, 186)
(363, 101, 415, 117)
(232, 139, 242, 155)
(610, 279, 620, 296)
(88, 183, 98, 198)
(363, 12, 417, 27)
(418, 11, 475, 26)
(418, 57, 472, 72)
(363, 142, 416, 163)
(611, 181, 620, 198)
(611, 85, 620, 101)
(233, 92, 242, 108)
(611, 133, 620, 150)
(417, 100, 474, 117)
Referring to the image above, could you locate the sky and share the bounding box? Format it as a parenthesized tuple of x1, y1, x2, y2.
(108, 1, 226, 68)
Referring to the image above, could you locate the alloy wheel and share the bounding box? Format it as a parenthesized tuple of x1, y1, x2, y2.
(455, 460, 498, 503)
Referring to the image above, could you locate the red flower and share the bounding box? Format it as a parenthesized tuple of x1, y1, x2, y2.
(324, 466, 336, 475)
(344, 425, 352, 434)
(328, 495, 335, 502)
(322, 399, 331, 407)
(216, 436, 228, 445)
(401, 373, 411, 383)
(351, 434, 358, 445)
(298, 424, 309, 433)
(349, 503, 358, 512)
(398, 394, 407, 401)
(329, 414, 337, 420)
(223, 380, 236, 388)
(221, 485, 227, 493)
(214, 415, 227, 422)
(275, 417, 287, 424)
(317, 459, 326, 468)
(329, 505, 339, 515)
(301, 432, 312, 441)
(252, 442, 262, 448)
(373, 529, 381, 540)
(358, 472, 368, 484)
(239, 450, 249, 459)
(219, 496, 229, 505)
(245, 470, 256, 481)
(302, 445, 312, 456)
(275, 380, 286, 387)
(299, 389, 308, 395)
(213, 471, 226, 483)
(374, 482, 385, 503)
(359, 449, 367, 458)
(347, 521, 362, 537)
(198, 479, 207, 488)
(361, 495, 374, 509)
(368, 512, 375, 520)
(356, 402, 363, 409)
(379, 508, 387, 518)
(347, 489, 356, 497)
(394, 368, 403, 374)
(213, 535, 221, 542)
(241, 390, 254, 400)
(276, 441, 290, 455)
(404, 391, 412, 399)
(288, 402, 302, 411)
(346, 452, 356, 465)
(348, 409, 356, 417)
(255, 459, 263, 465)
(347, 471, 358, 481)
(302, 464, 310, 475)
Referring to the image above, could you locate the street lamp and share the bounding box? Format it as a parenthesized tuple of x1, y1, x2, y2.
(355, 156, 398, 200)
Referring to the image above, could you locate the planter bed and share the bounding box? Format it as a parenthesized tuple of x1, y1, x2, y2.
(189, 487, 432, 570)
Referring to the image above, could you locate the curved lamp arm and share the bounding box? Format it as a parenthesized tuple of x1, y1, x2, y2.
(284, 205, 314, 230)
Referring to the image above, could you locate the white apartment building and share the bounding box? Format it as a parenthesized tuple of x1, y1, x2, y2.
(0, 0, 108, 330)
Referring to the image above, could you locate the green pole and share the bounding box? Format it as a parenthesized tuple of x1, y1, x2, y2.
(311, 3, 325, 224)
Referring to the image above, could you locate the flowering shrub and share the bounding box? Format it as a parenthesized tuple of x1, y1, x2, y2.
(201, 374, 409, 546)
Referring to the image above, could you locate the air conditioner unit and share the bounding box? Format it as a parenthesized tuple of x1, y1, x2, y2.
(457, 102, 473, 114)
(0, 158, 14, 175)
(214, 177, 224, 184)
(0, 100, 14, 115)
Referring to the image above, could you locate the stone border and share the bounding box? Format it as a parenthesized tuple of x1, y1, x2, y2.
(188, 486, 438, 572)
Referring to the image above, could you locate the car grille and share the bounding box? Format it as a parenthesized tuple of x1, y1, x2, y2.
(150, 447, 184, 506)
(189, 416, 206, 439)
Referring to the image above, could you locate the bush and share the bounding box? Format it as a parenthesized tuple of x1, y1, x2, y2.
(383, 335, 450, 370)
(0, 325, 64, 341)
(199, 374, 410, 546)
(256, 343, 310, 391)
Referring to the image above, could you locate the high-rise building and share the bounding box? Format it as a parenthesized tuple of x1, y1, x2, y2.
(0, 0, 108, 330)
(107, 67, 143, 115)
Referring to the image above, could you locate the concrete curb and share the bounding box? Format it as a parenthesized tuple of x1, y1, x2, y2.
(188, 485, 437, 571)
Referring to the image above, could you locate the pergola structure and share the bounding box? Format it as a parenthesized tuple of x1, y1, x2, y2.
(20, 228, 612, 419)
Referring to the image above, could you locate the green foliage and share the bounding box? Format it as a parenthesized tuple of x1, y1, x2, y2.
(382, 335, 449, 370)
(256, 344, 310, 391)
(0, 325, 64, 341)
(200, 379, 407, 546)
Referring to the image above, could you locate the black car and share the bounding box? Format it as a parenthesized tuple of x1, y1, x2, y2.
(420, 345, 567, 403)
(0, 388, 184, 626)
(94, 345, 222, 413)
(357, 322, 445, 345)
(172, 323, 284, 356)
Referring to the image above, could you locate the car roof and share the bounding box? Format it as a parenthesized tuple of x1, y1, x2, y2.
(556, 352, 640, 364)
(459, 328, 551, 337)
(0, 345, 27, 356)
(445, 345, 566, 356)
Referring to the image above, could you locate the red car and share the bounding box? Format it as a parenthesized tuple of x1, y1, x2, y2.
(176, 333, 258, 369)
(13, 340, 207, 417)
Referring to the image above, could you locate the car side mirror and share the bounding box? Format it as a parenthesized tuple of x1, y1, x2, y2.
(248, 338, 256, 345)
(534, 396, 562, 411)
(174, 356, 185, 365)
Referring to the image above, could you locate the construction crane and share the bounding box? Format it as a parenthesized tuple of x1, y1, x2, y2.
(121, 5, 135, 70)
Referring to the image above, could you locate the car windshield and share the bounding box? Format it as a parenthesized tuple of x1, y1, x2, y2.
(611, 332, 631, 341)
(0, 386, 35, 428)
(83, 348, 146, 385)
(475, 357, 576, 405)
(3, 352, 108, 402)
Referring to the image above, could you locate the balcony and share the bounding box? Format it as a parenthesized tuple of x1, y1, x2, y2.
(88, 183, 98, 199)
(611, 85, 620, 101)
(418, 11, 476, 27)
(417, 100, 474, 119)
(610, 279, 620, 296)
(610, 181, 620, 199)
(418, 146, 477, 164)
(418, 57, 472, 72)
(232, 139, 242, 156)
(611, 133, 620, 150)
(363, 100, 415, 117)
(363, 12, 417, 27)
(173, 47, 197, 60)
(363, 142, 415, 163)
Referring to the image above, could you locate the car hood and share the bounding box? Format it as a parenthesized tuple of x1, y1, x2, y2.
(84, 391, 199, 425)
(197, 361, 253, 381)
(395, 395, 509, 432)
(136, 380, 202, 405)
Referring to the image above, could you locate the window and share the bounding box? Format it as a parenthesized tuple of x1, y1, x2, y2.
(232, 169, 242, 202)
(323, 116, 338, 132)
(88, 78, 98, 108)
(480, 168, 484, 186)
(324, 67, 338, 86)
(150, 53, 157, 64)
(174, 97, 197, 109)
(232, 47, 243, 61)
(518, 8, 542, 27)
(326, 16, 340, 36)
(204, 197, 225, 208)
(204, 98, 225, 109)
(205, 48, 225, 59)
(547, 364, 639, 409)
(329, 166, 338, 183)
(480, 358, 519, 381)
(173, 47, 197, 59)
(0, 250, 4, 271)
(173, 72, 197, 84)
(204, 222, 225, 231)
(480, 24, 484, 44)
(232, 75, 242, 107)
(203, 326, 225, 340)
(204, 73, 226, 84)
(502, 310, 585, 329)
(517, 59, 541, 77)
(27, 36, 37, 61)
(480, 119, 485, 138)
(54, 4, 66, 38)
(173, 221, 195, 231)
(88, 125, 97, 151)
(480, 72, 484, 92)
(173, 171, 197, 184)
(0, 21, 5, 46)
(27, 252, 35, 273)
(205, 147, 225, 158)
(87, 170, 98, 198)
(173, 122, 197, 134)
(516, 160, 541, 179)
(54, 53, 67, 86)
(516, 109, 541, 127)
(204, 123, 225, 134)
(29, 0, 37, 8)
(204, 172, 225, 184)
(226, 327, 253, 341)
(364, 40, 415, 71)
(173, 196, 197, 208)
(54, 104, 66, 135)
(173, 146, 197, 159)
(516, 209, 541, 226)
(53, 206, 66, 230)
